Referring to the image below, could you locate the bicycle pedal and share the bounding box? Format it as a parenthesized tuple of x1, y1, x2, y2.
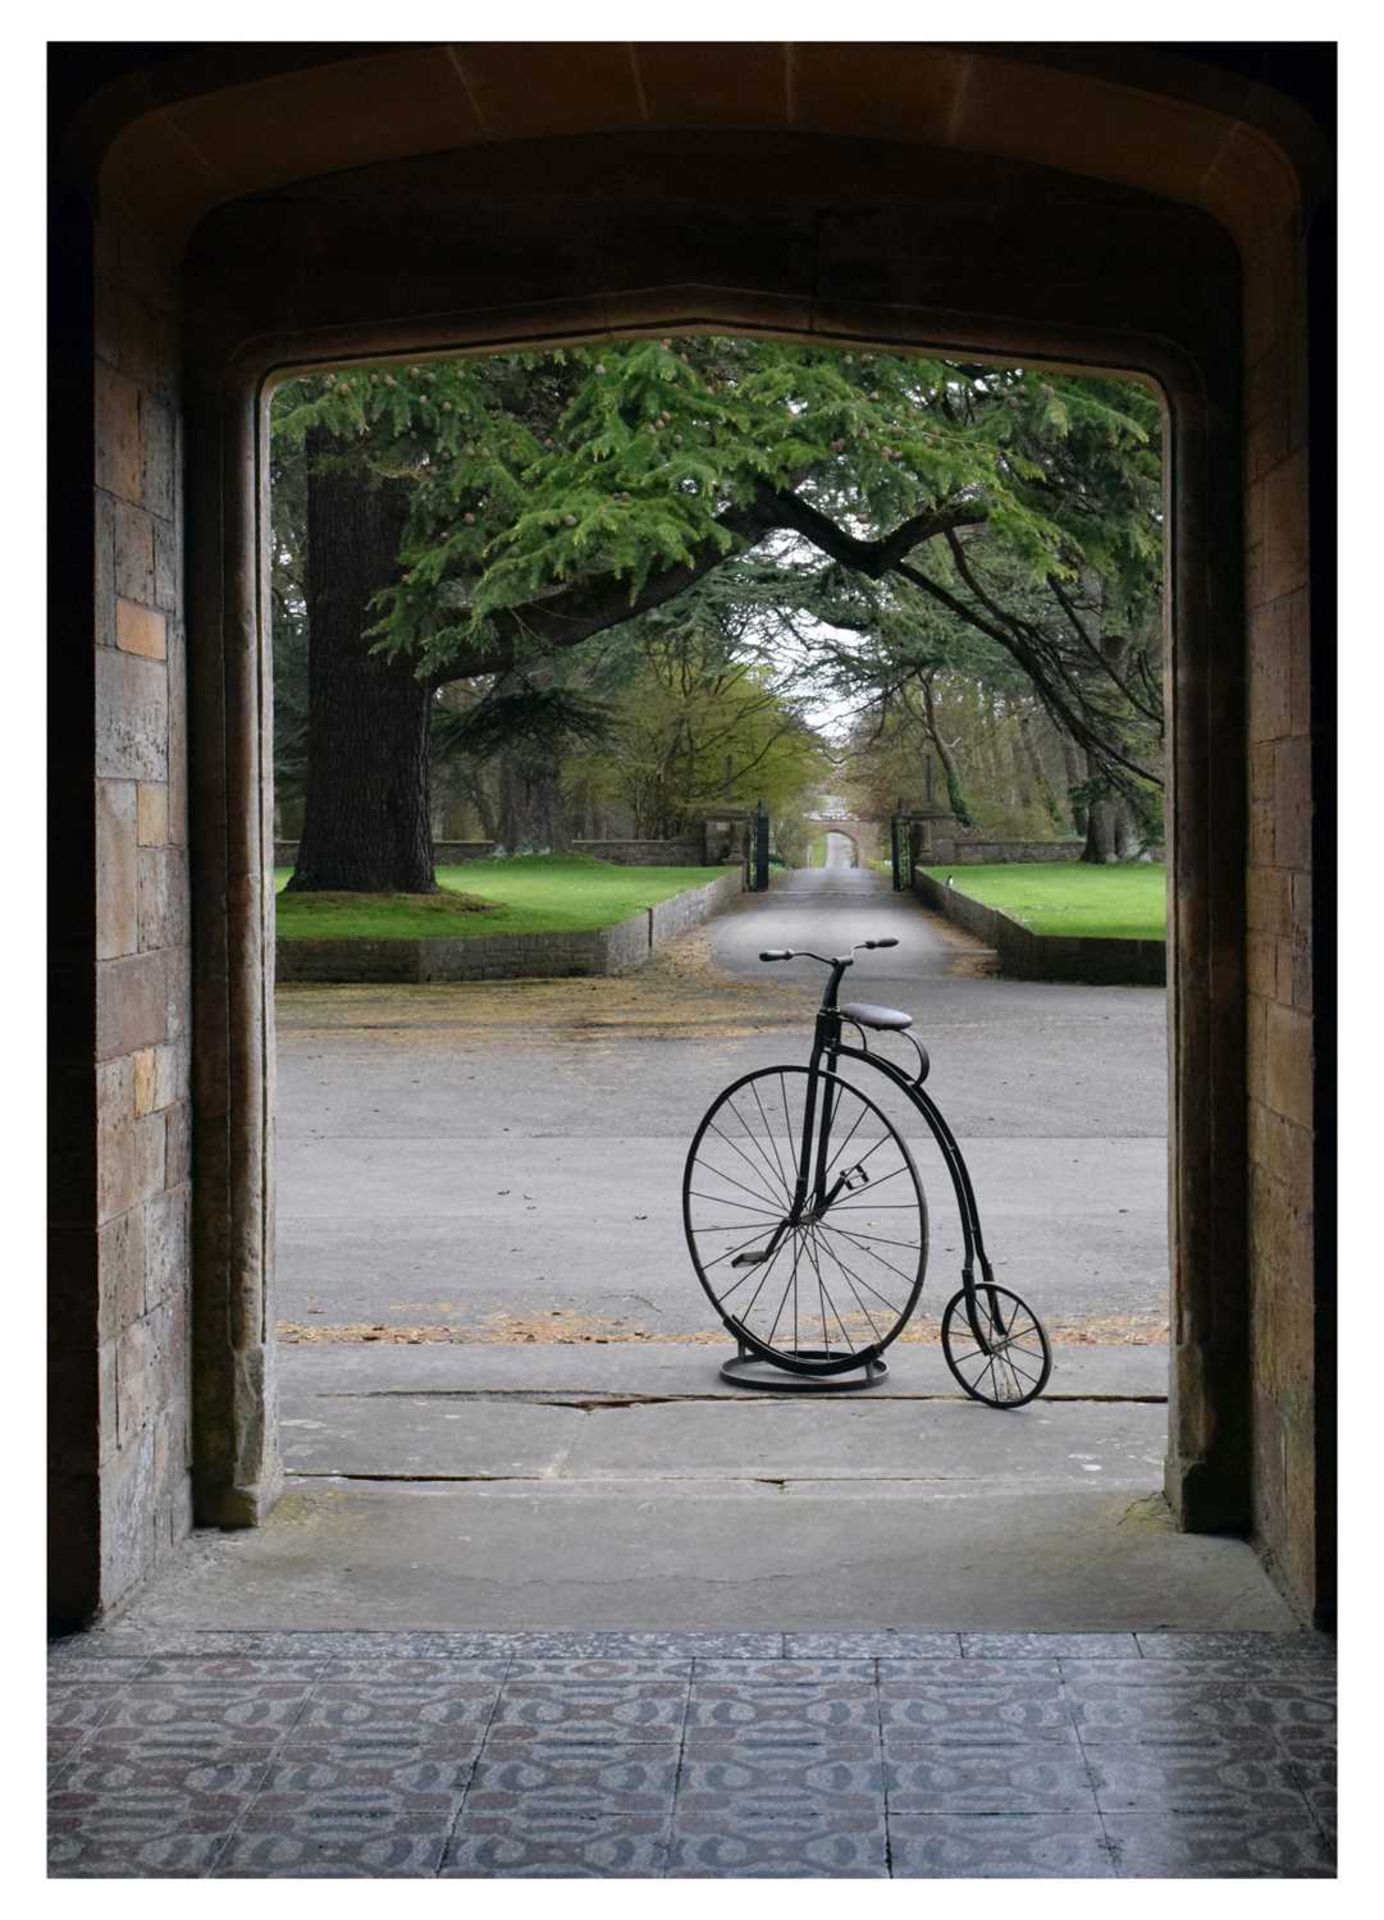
(731, 1250, 770, 1267)
(843, 1166, 870, 1191)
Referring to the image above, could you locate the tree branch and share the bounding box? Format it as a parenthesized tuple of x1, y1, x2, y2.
(893, 558, 1161, 788)
(435, 487, 987, 684)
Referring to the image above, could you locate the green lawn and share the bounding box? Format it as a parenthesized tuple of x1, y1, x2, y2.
(274, 854, 726, 941)
(923, 861, 1166, 941)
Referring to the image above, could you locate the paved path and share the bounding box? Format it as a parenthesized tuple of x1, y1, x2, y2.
(48, 1628, 1335, 1877)
(275, 867, 1168, 1340)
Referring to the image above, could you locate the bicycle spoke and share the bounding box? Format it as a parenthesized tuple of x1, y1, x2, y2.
(688, 1188, 781, 1217)
(816, 1217, 919, 1288)
(821, 1202, 920, 1211)
(749, 1078, 792, 1199)
(762, 1240, 803, 1351)
(721, 1097, 793, 1204)
(691, 1161, 787, 1212)
(806, 1236, 862, 1353)
(807, 1242, 906, 1315)
(708, 1115, 787, 1206)
(733, 1224, 796, 1327)
(812, 1221, 923, 1252)
(808, 1229, 887, 1345)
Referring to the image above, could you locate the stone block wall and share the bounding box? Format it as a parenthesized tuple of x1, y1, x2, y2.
(276, 870, 743, 983)
(649, 871, 742, 944)
(574, 839, 707, 866)
(1243, 206, 1319, 1613)
(931, 838, 1087, 866)
(273, 838, 707, 869)
(55, 204, 194, 1620)
(912, 872, 1166, 986)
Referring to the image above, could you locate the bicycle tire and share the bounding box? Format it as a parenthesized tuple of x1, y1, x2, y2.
(683, 1063, 927, 1374)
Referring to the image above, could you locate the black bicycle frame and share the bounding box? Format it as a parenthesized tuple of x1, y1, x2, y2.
(791, 960, 1001, 1341)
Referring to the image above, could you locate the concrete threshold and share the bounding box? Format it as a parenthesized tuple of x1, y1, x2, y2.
(118, 1480, 1296, 1634)
(111, 1337, 1294, 1637)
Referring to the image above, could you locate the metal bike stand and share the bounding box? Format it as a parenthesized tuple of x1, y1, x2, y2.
(719, 1342, 889, 1393)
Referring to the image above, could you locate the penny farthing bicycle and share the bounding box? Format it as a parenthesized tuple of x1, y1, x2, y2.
(682, 937, 1052, 1406)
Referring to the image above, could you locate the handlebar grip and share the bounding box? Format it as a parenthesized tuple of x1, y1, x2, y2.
(863, 937, 899, 950)
(759, 949, 793, 961)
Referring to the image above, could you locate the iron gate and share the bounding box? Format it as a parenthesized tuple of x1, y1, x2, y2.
(890, 811, 914, 892)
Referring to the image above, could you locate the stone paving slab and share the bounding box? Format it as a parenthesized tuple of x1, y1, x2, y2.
(278, 1389, 1169, 1484)
(277, 1337, 1170, 1400)
(109, 1480, 1300, 1634)
(49, 1631, 1335, 1878)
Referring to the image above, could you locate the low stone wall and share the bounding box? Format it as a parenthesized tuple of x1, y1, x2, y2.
(433, 841, 499, 863)
(931, 837, 1086, 865)
(275, 838, 704, 870)
(573, 838, 706, 866)
(277, 869, 743, 983)
(912, 870, 1166, 985)
(274, 840, 498, 869)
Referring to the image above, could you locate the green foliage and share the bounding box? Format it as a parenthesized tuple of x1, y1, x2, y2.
(271, 342, 1161, 700)
(271, 338, 1165, 863)
(562, 600, 831, 839)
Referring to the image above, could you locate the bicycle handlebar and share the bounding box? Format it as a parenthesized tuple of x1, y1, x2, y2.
(758, 936, 900, 964)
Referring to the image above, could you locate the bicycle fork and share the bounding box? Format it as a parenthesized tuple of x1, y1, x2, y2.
(730, 1034, 862, 1271)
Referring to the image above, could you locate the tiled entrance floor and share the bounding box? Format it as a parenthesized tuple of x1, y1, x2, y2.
(48, 1630, 1335, 1878)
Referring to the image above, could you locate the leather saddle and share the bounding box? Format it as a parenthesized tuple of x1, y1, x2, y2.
(839, 1001, 913, 1032)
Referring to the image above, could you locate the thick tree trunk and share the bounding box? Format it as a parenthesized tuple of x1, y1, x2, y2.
(1061, 735, 1090, 835)
(459, 766, 499, 843)
(1018, 708, 1067, 833)
(287, 431, 436, 893)
(496, 746, 570, 852)
(1083, 787, 1141, 863)
(915, 676, 972, 826)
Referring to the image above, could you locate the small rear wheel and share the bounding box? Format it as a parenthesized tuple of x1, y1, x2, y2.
(941, 1284, 1051, 1407)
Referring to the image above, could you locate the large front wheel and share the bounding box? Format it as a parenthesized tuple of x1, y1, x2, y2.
(683, 1065, 927, 1375)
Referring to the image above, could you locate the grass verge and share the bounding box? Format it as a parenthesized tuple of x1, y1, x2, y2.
(275, 853, 727, 940)
(923, 861, 1166, 940)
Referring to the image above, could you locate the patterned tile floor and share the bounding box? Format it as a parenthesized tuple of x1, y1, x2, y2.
(48, 1630, 1336, 1878)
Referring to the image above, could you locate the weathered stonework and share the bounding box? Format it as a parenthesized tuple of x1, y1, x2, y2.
(52, 195, 200, 1623)
(1240, 209, 1320, 1618)
(53, 46, 1330, 1631)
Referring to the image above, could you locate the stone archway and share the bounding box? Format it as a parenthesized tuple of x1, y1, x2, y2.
(54, 46, 1330, 1627)
(807, 816, 883, 870)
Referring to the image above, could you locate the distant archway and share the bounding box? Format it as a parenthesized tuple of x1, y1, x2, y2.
(807, 816, 882, 870)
